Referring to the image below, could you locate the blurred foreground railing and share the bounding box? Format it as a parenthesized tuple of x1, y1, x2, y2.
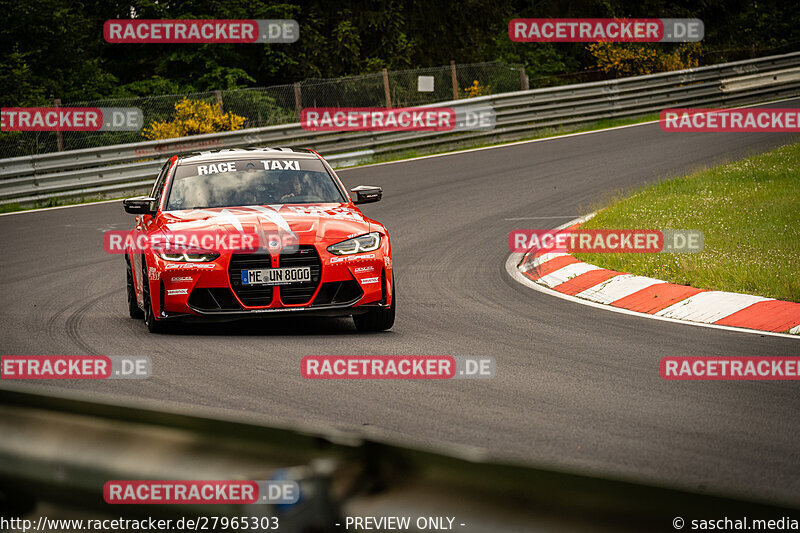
(0, 385, 797, 532)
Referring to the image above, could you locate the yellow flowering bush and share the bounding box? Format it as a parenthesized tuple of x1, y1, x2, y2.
(587, 43, 702, 77)
(142, 98, 247, 140)
(463, 80, 489, 98)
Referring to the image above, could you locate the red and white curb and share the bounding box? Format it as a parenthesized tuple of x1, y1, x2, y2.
(506, 216, 800, 339)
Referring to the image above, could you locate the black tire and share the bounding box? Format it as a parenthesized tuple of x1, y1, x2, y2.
(141, 260, 167, 333)
(353, 275, 395, 332)
(126, 257, 144, 319)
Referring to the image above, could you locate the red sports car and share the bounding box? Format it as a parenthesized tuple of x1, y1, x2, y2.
(123, 148, 394, 333)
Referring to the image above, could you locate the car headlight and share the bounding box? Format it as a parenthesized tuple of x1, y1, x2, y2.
(155, 249, 219, 262)
(327, 232, 382, 255)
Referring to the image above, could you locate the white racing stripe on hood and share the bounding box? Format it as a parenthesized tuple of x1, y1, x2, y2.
(166, 206, 297, 239)
(247, 205, 295, 234)
(165, 208, 244, 232)
(218, 208, 244, 232)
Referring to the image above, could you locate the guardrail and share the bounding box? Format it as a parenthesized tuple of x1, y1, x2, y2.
(720, 67, 800, 92)
(1, 51, 799, 206)
(1, 385, 797, 531)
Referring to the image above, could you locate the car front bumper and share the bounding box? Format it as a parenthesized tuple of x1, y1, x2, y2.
(148, 241, 392, 319)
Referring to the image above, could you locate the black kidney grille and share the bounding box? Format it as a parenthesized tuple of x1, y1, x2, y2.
(228, 253, 274, 306)
(277, 246, 322, 304)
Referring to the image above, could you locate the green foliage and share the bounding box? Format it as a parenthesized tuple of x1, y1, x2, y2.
(587, 43, 703, 77)
(0, 49, 47, 106)
(1, 0, 798, 111)
(221, 89, 296, 125)
(110, 77, 188, 98)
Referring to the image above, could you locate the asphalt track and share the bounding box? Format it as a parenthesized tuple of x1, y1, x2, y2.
(2, 100, 800, 507)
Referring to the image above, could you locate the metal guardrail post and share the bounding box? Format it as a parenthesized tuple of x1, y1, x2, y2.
(382, 68, 392, 108)
(53, 99, 64, 152)
(450, 60, 459, 100)
(293, 82, 302, 119)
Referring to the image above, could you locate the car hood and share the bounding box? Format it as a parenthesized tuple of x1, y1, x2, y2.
(156, 204, 372, 245)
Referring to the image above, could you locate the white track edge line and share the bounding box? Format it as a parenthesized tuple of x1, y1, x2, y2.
(341, 95, 800, 170)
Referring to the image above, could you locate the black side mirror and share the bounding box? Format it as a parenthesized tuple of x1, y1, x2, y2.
(351, 185, 382, 205)
(123, 196, 157, 215)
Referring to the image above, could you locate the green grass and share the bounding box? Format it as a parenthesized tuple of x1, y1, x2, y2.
(574, 142, 800, 302)
(0, 195, 112, 213)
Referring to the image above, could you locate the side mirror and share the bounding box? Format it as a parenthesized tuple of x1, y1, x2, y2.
(123, 196, 157, 215)
(350, 185, 382, 205)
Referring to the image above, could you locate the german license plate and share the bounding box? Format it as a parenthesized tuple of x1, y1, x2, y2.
(241, 267, 311, 285)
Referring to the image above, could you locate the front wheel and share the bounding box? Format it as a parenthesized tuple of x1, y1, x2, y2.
(353, 276, 395, 332)
(141, 260, 167, 333)
(126, 257, 144, 319)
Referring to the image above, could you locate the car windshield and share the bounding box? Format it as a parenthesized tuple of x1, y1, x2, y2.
(164, 157, 346, 210)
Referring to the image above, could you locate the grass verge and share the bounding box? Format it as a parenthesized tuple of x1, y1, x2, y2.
(0, 195, 113, 214)
(574, 141, 800, 302)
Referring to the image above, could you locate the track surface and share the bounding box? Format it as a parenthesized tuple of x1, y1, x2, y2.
(2, 102, 800, 506)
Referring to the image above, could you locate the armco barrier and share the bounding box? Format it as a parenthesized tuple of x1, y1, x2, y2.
(1, 52, 799, 206)
(1, 384, 797, 530)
